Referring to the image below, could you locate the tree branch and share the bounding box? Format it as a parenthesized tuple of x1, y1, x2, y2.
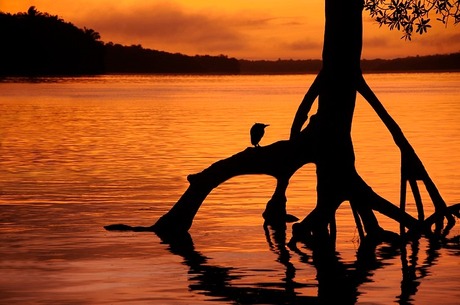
(357, 75, 456, 232)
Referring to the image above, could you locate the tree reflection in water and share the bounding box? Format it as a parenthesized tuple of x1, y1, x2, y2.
(156, 228, 459, 305)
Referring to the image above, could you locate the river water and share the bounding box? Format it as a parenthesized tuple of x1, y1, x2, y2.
(0, 73, 459, 304)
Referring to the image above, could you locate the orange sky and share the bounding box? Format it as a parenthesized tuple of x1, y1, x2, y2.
(1, 0, 459, 60)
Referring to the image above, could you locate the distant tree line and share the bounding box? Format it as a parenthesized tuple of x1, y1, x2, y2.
(0, 7, 240, 76)
(104, 43, 240, 74)
(239, 53, 460, 74)
(0, 7, 105, 76)
(360, 53, 460, 73)
(0, 7, 458, 76)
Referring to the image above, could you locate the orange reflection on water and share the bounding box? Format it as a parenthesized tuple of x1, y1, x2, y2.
(0, 73, 459, 304)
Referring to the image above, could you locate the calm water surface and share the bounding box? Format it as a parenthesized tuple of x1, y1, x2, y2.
(0, 73, 459, 304)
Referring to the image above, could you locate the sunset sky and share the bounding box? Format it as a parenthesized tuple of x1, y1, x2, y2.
(1, 0, 459, 60)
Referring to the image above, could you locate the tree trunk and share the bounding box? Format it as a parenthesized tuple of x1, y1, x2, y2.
(290, 0, 387, 240)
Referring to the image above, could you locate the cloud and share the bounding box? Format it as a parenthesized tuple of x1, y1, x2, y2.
(74, 2, 315, 58)
(416, 31, 460, 46)
(76, 3, 294, 54)
(363, 36, 391, 49)
(411, 31, 460, 56)
(282, 39, 322, 51)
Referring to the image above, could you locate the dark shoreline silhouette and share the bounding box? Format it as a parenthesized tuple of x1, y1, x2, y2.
(1, 7, 459, 77)
(239, 53, 460, 75)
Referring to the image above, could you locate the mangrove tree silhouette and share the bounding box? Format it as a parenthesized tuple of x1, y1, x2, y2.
(106, 0, 459, 248)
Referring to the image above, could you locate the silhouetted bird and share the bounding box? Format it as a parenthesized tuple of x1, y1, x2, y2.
(250, 123, 269, 147)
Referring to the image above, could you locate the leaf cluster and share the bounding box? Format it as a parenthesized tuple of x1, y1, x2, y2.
(364, 0, 460, 39)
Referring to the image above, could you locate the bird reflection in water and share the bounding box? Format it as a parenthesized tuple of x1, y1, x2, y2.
(155, 228, 459, 305)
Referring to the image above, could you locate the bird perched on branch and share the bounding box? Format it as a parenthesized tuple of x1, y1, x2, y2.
(250, 123, 269, 147)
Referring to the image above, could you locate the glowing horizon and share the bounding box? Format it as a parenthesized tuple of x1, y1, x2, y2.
(1, 0, 459, 60)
